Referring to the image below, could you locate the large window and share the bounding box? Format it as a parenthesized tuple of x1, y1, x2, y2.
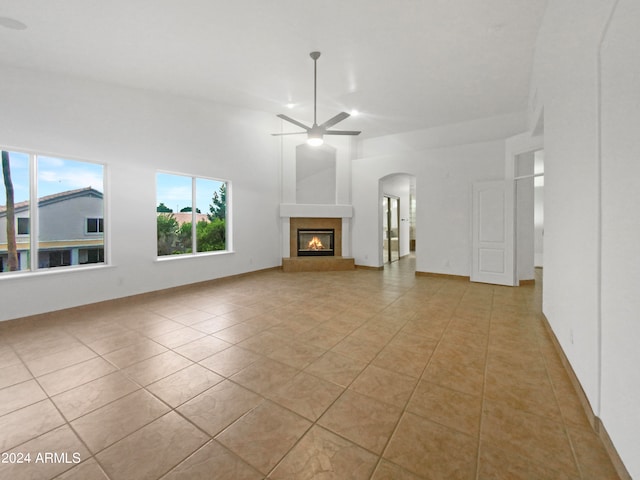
(1, 149, 105, 273)
(156, 172, 228, 257)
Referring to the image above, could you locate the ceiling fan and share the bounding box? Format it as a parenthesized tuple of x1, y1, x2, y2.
(272, 51, 361, 146)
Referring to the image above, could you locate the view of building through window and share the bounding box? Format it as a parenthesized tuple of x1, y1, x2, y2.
(156, 172, 227, 256)
(1, 150, 105, 273)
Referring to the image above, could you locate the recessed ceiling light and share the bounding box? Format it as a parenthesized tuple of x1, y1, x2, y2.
(350, 109, 360, 117)
(0, 17, 27, 30)
(286, 103, 296, 109)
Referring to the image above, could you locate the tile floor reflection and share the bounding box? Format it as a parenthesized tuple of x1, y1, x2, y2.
(0, 257, 620, 479)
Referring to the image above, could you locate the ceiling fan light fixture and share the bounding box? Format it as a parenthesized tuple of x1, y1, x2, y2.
(307, 133, 324, 147)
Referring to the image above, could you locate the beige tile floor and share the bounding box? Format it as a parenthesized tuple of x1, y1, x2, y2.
(0, 257, 620, 479)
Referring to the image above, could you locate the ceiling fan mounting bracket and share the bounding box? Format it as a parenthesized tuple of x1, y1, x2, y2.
(310, 51, 321, 61)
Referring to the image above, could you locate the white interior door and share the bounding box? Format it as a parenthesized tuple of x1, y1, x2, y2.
(471, 180, 514, 286)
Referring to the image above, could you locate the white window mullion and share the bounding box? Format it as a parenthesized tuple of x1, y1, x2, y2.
(192, 177, 197, 254)
(103, 165, 109, 265)
(226, 181, 231, 251)
(30, 154, 38, 271)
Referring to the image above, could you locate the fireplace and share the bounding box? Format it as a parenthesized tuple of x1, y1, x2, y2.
(283, 216, 352, 271)
(289, 217, 342, 258)
(297, 229, 335, 256)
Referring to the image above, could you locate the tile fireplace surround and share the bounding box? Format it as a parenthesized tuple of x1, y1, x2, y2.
(289, 218, 342, 257)
(283, 217, 354, 272)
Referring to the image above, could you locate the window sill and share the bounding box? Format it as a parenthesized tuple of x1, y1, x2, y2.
(0, 263, 114, 280)
(155, 250, 234, 263)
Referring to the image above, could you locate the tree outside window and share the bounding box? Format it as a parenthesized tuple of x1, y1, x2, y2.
(156, 173, 228, 257)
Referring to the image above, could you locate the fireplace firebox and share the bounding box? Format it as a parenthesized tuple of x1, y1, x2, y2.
(297, 229, 335, 256)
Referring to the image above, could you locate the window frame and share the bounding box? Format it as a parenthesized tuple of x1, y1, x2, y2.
(17, 217, 30, 236)
(0, 147, 108, 276)
(155, 170, 231, 260)
(86, 217, 104, 234)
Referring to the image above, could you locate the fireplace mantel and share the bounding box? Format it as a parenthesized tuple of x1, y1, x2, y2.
(279, 204, 353, 219)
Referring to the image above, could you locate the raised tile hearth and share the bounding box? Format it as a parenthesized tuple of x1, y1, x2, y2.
(282, 256, 355, 272)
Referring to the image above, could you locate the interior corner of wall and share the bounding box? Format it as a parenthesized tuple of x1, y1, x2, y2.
(529, 102, 544, 138)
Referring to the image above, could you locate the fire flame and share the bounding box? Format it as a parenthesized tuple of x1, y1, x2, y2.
(307, 236, 325, 250)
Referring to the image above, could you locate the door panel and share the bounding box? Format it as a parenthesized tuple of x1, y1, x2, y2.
(472, 180, 514, 285)
(478, 248, 505, 273)
(479, 188, 505, 242)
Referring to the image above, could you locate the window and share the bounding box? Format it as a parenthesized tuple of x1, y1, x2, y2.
(1, 149, 105, 274)
(40, 249, 71, 268)
(86, 217, 104, 234)
(156, 172, 228, 257)
(17, 217, 30, 235)
(80, 247, 104, 264)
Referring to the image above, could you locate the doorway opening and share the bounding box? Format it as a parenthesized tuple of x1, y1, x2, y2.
(515, 149, 544, 283)
(383, 196, 400, 263)
(380, 173, 416, 267)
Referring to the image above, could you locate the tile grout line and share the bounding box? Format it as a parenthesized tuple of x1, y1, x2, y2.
(474, 284, 496, 480)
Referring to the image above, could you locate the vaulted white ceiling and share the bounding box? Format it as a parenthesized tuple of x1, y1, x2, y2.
(0, 0, 547, 138)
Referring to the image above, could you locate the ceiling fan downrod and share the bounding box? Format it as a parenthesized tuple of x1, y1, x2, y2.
(310, 51, 321, 126)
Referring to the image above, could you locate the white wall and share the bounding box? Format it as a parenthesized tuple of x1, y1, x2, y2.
(531, 0, 639, 476)
(0, 65, 281, 322)
(362, 112, 526, 158)
(529, 0, 614, 418)
(599, 0, 640, 476)
(534, 182, 544, 267)
(353, 131, 505, 273)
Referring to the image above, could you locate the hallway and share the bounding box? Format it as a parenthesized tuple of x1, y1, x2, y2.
(0, 257, 619, 479)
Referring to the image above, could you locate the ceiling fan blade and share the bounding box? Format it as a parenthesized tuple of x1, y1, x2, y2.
(277, 114, 310, 131)
(319, 112, 350, 130)
(324, 130, 362, 136)
(271, 132, 307, 136)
